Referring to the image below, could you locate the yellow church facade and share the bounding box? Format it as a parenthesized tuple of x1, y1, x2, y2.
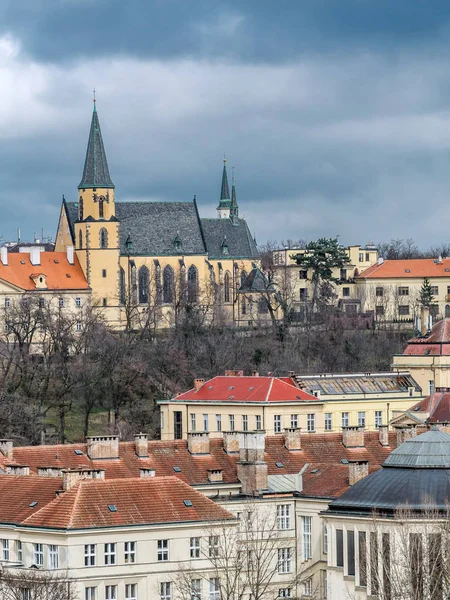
(55, 103, 259, 330)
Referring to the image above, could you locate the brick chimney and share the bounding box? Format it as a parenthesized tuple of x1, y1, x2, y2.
(194, 378, 205, 391)
(395, 425, 417, 446)
(378, 425, 389, 446)
(348, 460, 369, 486)
(6, 465, 29, 476)
(207, 469, 223, 483)
(223, 431, 240, 454)
(140, 468, 156, 478)
(86, 436, 119, 459)
(62, 468, 105, 491)
(0, 439, 13, 459)
(342, 426, 365, 448)
(284, 428, 302, 451)
(135, 433, 148, 458)
(237, 431, 268, 495)
(188, 432, 210, 455)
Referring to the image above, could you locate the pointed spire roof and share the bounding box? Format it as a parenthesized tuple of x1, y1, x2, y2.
(230, 168, 239, 222)
(217, 158, 231, 209)
(78, 102, 115, 189)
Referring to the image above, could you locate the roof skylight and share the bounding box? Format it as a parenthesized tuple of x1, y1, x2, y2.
(183, 500, 193, 507)
(29, 501, 38, 508)
(275, 462, 284, 468)
(173, 466, 181, 473)
(108, 505, 118, 512)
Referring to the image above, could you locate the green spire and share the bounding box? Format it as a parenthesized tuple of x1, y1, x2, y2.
(230, 168, 239, 222)
(78, 101, 114, 189)
(217, 157, 231, 209)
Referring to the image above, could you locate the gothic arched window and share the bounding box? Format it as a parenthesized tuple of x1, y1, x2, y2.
(240, 270, 248, 287)
(99, 197, 104, 219)
(78, 230, 83, 249)
(120, 267, 126, 304)
(79, 197, 84, 221)
(224, 271, 231, 303)
(187, 265, 198, 303)
(138, 266, 149, 304)
(163, 265, 174, 303)
(99, 228, 108, 249)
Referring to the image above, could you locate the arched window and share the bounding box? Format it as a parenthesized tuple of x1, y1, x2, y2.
(187, 265, 198, 303)
(163, 266, 174, 303)
(99, 228, 108, 249)
(224, 271, 231, 303)
(79, 197, 84, 221)
(99, 198, 104, 219)
(78, 230, 83, 249)
(119, 267, 126, 304)
(138, 266, 149, 304)
(240, 270, 248, 287)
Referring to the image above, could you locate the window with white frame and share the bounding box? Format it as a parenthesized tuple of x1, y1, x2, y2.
(59, 297, 64, 308)
(21, 589, 31, 600)
(190, 537, 200, 559)
(124, 541, 136, 563)
(2, 539, 9, 561)
(429, 380, 435, 395)
(277, 504, 290, 530)
(160, 582, 171, 600)
(209, 578, 220, 600)
(105, 586, 117, 600)
(216, 414, 222, 432)
(375, 411, 382, 428)
(76, 321, 82, 332)
(229, 414, 235, 431)
(209, 535, 219, 558)
(290, 414, 298, 428)
(342, 412, 349, 427)
(104, 542, 116, 565)
(16, 540, 22, 563)
(161, 412, 164, 430)
(242, 415, 248, 431)
(48, 545, 58, 569)
(190, 579, 201, 600)
(203, 414, 209, 432)
(125, 584, 137, 600)
(303, 578, 313, 596)
(324, 413, 332, 431)
(85, 588, 96, 600)
(34, 543, 43, 566)
(302, 516, 312, 561)
(278, 589, 292, 598)
(358, 411, 366, 428)
(307, 413, 315, 432)
(4, 298, 10, 308)
(274, 415, 281, 433)
(278, 548, 292, 573)
(84, 544, 96, 566)
(256, 415, 262, 430)
(75, 297, 81, 308)
(158, 539, 169, 561)
(323, 523, 328, 554)
(190, 413, 196, 432)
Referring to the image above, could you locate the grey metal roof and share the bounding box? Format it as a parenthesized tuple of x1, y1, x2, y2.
(268, 473, 302, 493)
(295, 372, 420, 395)
(78, 105, 114, 189)
(383, 430, 450, 468)
(239, 268, 274, 293)
(200, 218, 258, 260)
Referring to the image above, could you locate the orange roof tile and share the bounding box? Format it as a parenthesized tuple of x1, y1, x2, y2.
(358, 258, 450, 279)
(403, 319, 450, 356)
(0, 475, 63, 524)
(0, 252, 88, 291)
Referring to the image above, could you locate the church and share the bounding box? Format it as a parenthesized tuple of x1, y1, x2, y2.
(55, 102, 259, 329)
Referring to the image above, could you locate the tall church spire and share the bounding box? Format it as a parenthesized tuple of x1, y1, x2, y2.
(217, 157, 231, 218)
(78, 101, 115, 189)
(230, 168, 239, 224)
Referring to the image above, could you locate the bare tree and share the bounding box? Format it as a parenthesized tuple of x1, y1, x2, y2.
(0, 566, 78, 599)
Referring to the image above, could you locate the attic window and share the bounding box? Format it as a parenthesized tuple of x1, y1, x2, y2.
(229, 386, 235, 390)
(446, 269, 450, 272)
(74, 450, 83, 456)
(275, 462, 284, 468)
(414, 406, 420, 411)
(229, 396, 234, 400)
(20, 260, 25, 265)
(183, 500, 193, 507)
(341, 459, 349, 464)
(405, 269, 410, 273)
(311, 468, 319, 474)
(29, 501, 38, 508)
(249, 387, 254, 391)
(208, 386, 213, 390)
(173, 466, 181, 473)
(54, 259, 59, 264)
(108, 505, 118, 512)
(66, 274, 71, 278)
(296, 395, 303, 400)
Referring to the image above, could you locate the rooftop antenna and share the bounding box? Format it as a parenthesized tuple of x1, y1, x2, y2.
(17, 228, 20, 243)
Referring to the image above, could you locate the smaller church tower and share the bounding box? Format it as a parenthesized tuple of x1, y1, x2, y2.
(230, 169, 239, 224)
(217, 158, 231, 219)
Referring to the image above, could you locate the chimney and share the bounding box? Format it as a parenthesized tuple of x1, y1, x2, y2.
(0, 247, 7, 266)
(284, 428, 302, 451)
(395, 425, 417, 446)
(0, 439, 13, 459)
(378, 425, 389, 446)
(30, 247, 41, 266)
(140, 468, 156, 478)
(188, 432, 210, 455)
(6, 465, 29, 476)
(135, 433, 148, 458)
(207, 469, 223, 483)
(378, 257, 384, 265)
(194, 378, 205, 391)
(421, 306, 430, 336)
(67, 245, 74, 265)
(86, 436, 119, 460)
(38, 467, 62, 477)
(348, 460, 369, 486)
(342, 426, 365, 448)
(62, 468, 105, 491)
(223, 431, 240, 454)
(237, 431, 268, 495)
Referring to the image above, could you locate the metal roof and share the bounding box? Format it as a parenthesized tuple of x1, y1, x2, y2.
(295, 372, 420, 395)
(383, 429, 450, 468)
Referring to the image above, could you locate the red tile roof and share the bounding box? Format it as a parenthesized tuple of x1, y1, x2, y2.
(358, 258, 450, 279)
(409, 393, 450, 423)
(173, 376, 317, 403)
(0, 475, 63, 524)
(402, 319, 450, 356)
(0, 252, 88, 291)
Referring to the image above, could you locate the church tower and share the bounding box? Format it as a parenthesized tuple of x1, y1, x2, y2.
(74, 101, 120, 316)
(230, 169, 239, 224)
(217, 158, 231, 218)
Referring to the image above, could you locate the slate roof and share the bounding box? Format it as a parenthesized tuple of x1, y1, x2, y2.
(200, 217, 258, 259)
(383, 429, 450, 468)
(218, 162, 231, 208)
(78, 105, 114, 189)
(358, 258, 450, 279)
(402, 318, 450, 356)
(239, 268, 274, 293)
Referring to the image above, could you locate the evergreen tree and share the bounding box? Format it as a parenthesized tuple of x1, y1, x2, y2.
(419, 278, 434, 308)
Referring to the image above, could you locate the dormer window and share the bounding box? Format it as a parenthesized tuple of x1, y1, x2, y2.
(172, 233, 182, 251)
(221, 237, 229, 255)
(30, 273, 47, 290)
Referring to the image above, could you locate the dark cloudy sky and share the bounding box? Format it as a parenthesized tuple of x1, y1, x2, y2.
(1, 0, 450, 248)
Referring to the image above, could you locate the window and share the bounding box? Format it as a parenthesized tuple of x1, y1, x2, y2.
(358, 411, 366, 428)
(258, 297, 269, 314)
(58, 297, 64, 308)
(120, 267, 126, 304)
(203, 414, 209, 432)
(278, 548, 292, 573)
(398, 305, 410, 316)
(340, 269, 347, 281)
(190, 579, 201, 600)
(4, 298, 10, 308)
(79, 197, 84, 220)
(190, 537, 200, 559)
(277, 505, 290, 530)
(34, 543, 43, 566)
(76, 321, 82, 332)
(187, 265, 198, 303)
(376, 286, 384, 297)
(48, 544, 58, 569)
(224, 271, 231, 303)
(104, 542, 116, 565)
(79, 230, 83, 249)
(290, 414, 298, 429)
(85, 588, 96, 600)
(75, 297, 81, 308)
(124, 541, 136, 563)
(39, 297, 45, 308)
(158, 539, 169, 561)
(17, 540, 22, 563)
(429, 380, 435, 395)
(299, 270, 308, 279)
(98, 197, 104, 219)
(359, 531, 367, 587)
(299, 288, 308, 301)
(325, 413, 332, 431)
(256, 415, 262, 430)
(190, 413, 196, 432)
(2, 539, 9, 561)
(323, 523, 328, 554)
(102, 269, 107, 278)
(21, 590, 31, 600)
(229, 414, 235, 431)
(102, 298, 108, 307)
(160, 582, 172, 600)
(398, 286, 409, 296)
(341, 412, 349, 428)
(278, 589, 292, 598)
(348, 530, 355, 576)
(375, 411, 382, 428)
(99, 228, 108, 248)
(138, 266, 149, 304)
(431, 286, 439, 295)
(336, 530, 343, 567)
(303, 579, 313, 596)
(216, 414, 222, 432)
(163, 266, 174, 303)
(209, 578, 220, 600)
(358, 252, 363, 261)
(302, 516, 312, 561)
(242, 415, 248, 431)
(342, 287, 350, 297)
(365, 252, 370, 262)
(209, 535, 219, 558)
(307, 413, 315, 432)
(105, 586, 117, 600)
(376, 305, 384, 316)
(274, 415, 282, 433)
(125, 584, 137, 600)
